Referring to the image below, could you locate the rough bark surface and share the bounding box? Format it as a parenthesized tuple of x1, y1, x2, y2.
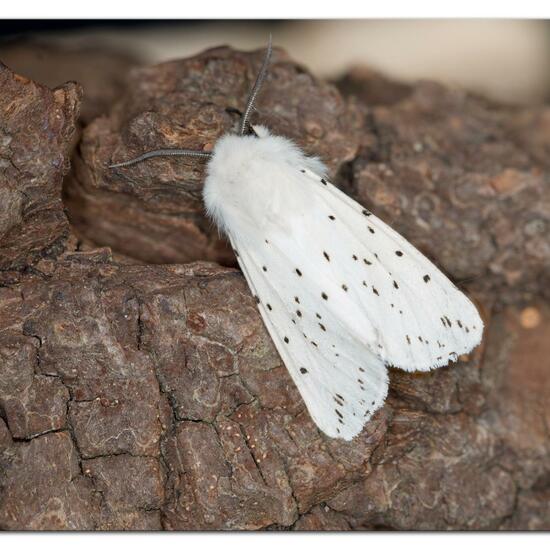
(0, 47, 549, 531)
(0, 62, 81, 273)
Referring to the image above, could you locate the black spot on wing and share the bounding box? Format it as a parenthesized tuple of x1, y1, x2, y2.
(440, 316, 453, 328)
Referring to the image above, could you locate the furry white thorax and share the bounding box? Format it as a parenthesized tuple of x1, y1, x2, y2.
(203, 126, 326, 237)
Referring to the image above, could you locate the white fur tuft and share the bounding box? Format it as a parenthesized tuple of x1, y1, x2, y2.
(203, 128, 326, 235)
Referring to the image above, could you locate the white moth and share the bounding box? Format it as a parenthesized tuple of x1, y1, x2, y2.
(110, 39, 483, 440)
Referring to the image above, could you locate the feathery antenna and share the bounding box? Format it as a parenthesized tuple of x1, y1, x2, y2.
(239, 35, 273, 136)
(109, 148, 212, 169)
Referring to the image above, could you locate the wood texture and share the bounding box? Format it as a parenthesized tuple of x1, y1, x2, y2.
(0, 45, 549, 530)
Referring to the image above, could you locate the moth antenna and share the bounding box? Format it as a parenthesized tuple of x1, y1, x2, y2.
(109, 148, 212, 169)
(239, 35, 273, 136)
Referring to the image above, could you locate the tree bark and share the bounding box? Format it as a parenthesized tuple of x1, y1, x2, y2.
(0, 45, 549, 530)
